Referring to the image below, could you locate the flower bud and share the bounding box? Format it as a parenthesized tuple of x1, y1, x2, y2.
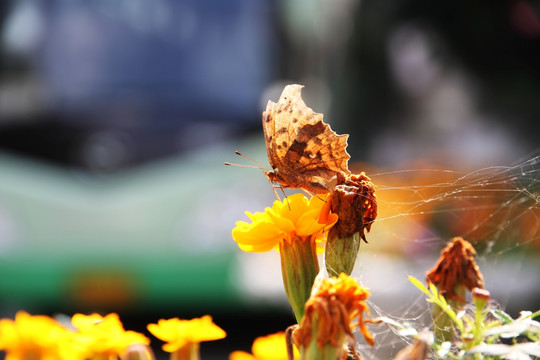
(472, 287, 490, 311)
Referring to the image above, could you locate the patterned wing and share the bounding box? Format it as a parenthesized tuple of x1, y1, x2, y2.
(262, 99, 280, 170)
(278, 86, 350, 182)
(263, 85, 316, 171)
(262, 84, 350, 191)
(284, 120, 350, 178)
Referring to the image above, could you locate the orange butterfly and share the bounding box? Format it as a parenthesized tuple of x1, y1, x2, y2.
(262, 84, 350, 194)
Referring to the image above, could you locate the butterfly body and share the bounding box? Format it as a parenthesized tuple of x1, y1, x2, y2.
(262, 85, 351, 194)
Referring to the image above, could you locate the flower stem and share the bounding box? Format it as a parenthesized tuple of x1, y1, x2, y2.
(171, 343, 200, 360)
(299, 313, 346, 360)
(433, 285, 466, 343)
(280, 236, 319, 323)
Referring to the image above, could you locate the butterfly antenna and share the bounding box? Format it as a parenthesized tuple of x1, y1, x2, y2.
(224, 162, 265, 169)
(234, 151, 270, 170)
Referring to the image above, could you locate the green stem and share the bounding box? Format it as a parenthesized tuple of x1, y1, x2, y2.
(433, 285, 466, 343)
(280, 236, 319, 323)
(301, 341, 343, 360)
(299, 314, 345, 360)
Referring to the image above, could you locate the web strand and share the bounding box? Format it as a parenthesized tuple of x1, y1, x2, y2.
(328, 153, 540, 359)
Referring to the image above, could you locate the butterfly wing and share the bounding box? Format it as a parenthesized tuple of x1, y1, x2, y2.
(262, 99, 281, 171)
(262, 84, 350, 192)
(284, 119, 351, 183)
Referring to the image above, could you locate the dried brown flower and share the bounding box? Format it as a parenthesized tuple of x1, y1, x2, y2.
(293, 274, 374, 359)
(330, 172, 377, 241)
(425, 237, 484, 302)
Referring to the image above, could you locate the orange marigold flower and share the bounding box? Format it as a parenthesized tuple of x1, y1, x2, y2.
(232, 193, 337, 253)
(0, 311, 84, 360)
(147, 315, 226, 353)
(229, 332, 299, 360)
(294, 273, 373, 359)
(72, 313, 149, 359)
(425, 236, 484, 302)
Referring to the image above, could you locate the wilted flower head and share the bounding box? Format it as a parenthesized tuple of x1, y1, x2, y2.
(232, 193, 337, 252)
(425, 237, 484, 302)
(294, 273, 373, 359)
(330, 172, 377, 240)
(325, 172, 377, 276)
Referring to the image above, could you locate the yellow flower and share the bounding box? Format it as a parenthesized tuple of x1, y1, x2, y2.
(72, 313, 149, 360)
(233, 193, 338, 322)
(147, 315, 225, 359)
(229, 332, 299, 360)
(232, 193, 337, 253)
(0, 311, 82, 360)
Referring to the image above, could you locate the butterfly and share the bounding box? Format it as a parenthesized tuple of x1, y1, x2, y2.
(262, 84, 351, 194)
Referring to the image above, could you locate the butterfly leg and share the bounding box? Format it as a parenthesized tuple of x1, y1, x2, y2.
(304, 183, 327, 202)
(272, 185, 292, 210)
(271, 185, 282, 201)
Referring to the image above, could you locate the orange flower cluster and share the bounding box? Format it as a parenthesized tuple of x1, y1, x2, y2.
(0, 311, 226, 360)
(0, 311, 149, 360)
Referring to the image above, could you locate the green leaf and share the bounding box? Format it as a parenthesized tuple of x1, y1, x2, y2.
(408, 276, 431, 297)
(492, 309, 514, 325)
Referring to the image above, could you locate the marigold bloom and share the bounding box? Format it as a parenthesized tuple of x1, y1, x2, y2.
(232, 193, 337, 253)
(147, 315, 226, 356)
(294, 273, 373, 359)
(233, 193, 338, 322)
(0, 311, 81, 360)
(72, 313, 149, 360)
(425, 236, 484, 302)
(229, 332, 299, 360)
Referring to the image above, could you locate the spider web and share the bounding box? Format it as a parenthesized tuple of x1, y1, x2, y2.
(325, 152, 540, 359)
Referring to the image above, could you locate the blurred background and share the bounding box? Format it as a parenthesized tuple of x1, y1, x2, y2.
(1, 0, 540, 358)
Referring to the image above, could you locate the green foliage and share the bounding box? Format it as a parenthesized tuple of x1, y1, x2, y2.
(376, 276, 540, 359)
